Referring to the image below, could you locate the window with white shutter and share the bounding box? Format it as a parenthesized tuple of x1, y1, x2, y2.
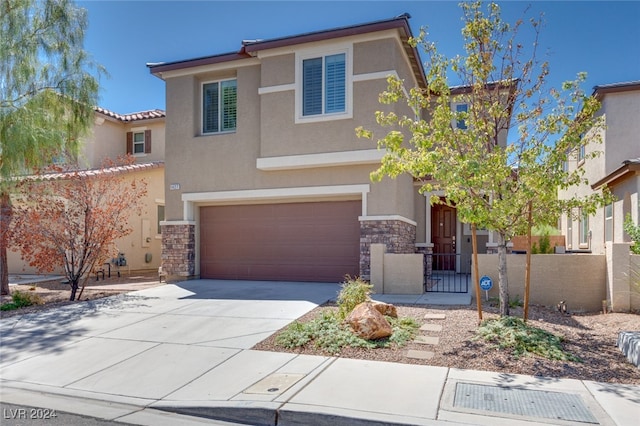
(296, 47, 351, 123)
(202, 78, 237, 134)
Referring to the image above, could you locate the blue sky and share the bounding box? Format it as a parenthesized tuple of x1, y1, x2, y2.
(78, 0, 640, 114)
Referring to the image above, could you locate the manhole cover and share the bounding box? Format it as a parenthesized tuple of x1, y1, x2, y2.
(454, 383, 598, 424)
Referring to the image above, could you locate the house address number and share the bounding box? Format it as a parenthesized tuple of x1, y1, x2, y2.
(169, 183, 180, 190)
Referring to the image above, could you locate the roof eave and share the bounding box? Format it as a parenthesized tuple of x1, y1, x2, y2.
(591, 161, 640, 190)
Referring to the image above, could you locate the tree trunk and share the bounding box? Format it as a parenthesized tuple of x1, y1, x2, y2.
(471, 224, 483, 324)
(69, 280, 79, 301)
(497, 232, 510, 317)
(0, 190, 12, 296)
(523, 201, 533, 321)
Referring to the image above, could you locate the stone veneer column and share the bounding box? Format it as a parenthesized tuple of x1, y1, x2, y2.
(359, 219, 416, 280)
(161, 223, 196, 281)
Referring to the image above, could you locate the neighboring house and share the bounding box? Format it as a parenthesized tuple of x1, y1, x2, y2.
(8, 107, 166, 275)
(559, 81, 640, 254)
(149, 14, 508, 285)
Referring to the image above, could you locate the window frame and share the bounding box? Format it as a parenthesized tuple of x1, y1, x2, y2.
(295, 45, 352, 123)
(453, 102, 468, 130)
(201, 77, 237, 135)
(132, 131, 145, 154)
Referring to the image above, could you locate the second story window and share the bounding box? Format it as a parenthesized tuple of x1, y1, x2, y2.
(133, 132, 145, 154)
(126, 129, 151, 155)
(455, 103, 468, 129)
(202, 79, 237, 134)
(300, 51, 348, 119)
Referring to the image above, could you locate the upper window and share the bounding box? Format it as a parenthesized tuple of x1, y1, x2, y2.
(302, 53, 346, 116)
(202, 79, 237, 134)
(133, 132, 145, 154)
(578, 144, 586, 163)
(127, 129, 150, 155)
(455, 103, 468, 129)
(296, 48, 351, 123)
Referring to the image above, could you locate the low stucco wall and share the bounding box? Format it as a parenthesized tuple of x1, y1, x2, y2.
(475, 254, 607, 312)
(628, 254, 640, 312)
(370, 243, 423, 294)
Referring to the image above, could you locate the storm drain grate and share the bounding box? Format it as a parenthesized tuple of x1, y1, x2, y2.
(454, 383, 598, 424)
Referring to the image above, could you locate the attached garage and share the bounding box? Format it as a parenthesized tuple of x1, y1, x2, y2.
(200, 200, 360, 282)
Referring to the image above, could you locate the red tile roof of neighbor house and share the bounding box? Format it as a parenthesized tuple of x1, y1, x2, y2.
(21, 161, 165, 182)
(94, 107, 166, 122)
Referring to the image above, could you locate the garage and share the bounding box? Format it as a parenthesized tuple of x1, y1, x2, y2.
(200, 200, 361, 282)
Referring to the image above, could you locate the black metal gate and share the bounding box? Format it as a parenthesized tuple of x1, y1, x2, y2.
(424, 253, 470, 293)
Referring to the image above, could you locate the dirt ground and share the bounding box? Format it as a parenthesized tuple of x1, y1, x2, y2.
(0, 271, 162, 318)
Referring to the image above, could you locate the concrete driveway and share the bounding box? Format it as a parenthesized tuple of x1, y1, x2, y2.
(1, 280, 637, 426)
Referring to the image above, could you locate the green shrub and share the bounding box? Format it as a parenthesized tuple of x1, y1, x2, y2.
(475, 316, 581, 362)
(0, 291, 43, 311)
(336, 275, 373, 319)
(623, 213, 640, 255)
(275, 308, 419, 355)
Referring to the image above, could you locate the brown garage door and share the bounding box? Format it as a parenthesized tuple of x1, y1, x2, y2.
(200, 200, 360, 282)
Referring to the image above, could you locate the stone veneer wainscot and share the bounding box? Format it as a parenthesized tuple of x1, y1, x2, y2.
(161, 223, 196, 279)
(360, 219, 416, 280)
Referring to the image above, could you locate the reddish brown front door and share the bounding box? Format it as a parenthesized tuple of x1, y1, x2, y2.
(431, 204, 456, 270)
(199, 201, 360, 282)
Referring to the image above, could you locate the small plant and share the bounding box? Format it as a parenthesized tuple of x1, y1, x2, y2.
(475, 316, 581, 362)
(623, 213, 640, 255)
(336, 275, 373, 319)
(0, 291, 43, 311)
(509, 295, 523, 308)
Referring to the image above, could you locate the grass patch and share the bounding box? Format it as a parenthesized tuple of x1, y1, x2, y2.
(275, 309, 419, 355)
(475, 316, 581, 362)
(0, 290, 43, 311)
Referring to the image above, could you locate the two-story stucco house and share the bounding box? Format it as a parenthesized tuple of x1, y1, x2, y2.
(149, 15, 500, 286)
(559, 81, 640, 254)
(9, 107, 166, 275)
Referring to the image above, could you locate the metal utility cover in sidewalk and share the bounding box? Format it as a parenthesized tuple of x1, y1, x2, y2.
(454, 383, 598, 424)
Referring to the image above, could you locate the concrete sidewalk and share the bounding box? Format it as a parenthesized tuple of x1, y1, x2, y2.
(1, 280, 638, 426)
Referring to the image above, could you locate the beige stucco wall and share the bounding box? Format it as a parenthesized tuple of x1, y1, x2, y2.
(81, 116, 165, 169)
(162, 31, 421, 225)
(475, 254, 607, 312)
(369, 243, 423, 294)
(559, 88, 640, 254)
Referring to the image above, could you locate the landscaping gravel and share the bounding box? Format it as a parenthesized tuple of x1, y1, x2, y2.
(253, 302, 640, 385)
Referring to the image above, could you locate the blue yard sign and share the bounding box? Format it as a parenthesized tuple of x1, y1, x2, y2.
(479, 275, 493, 291)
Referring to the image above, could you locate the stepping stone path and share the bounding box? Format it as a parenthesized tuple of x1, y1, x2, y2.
(406, 312, 446, 361)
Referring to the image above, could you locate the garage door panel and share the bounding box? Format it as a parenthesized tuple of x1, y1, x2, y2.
(200, 201, 360, 282)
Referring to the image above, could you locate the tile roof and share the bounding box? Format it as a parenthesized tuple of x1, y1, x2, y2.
(94, 107, 166, 122)
(22, 161, 165, 182)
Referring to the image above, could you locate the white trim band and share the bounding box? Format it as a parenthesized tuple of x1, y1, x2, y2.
(181, 184, 371, 221)
(256, 149, 384, 171)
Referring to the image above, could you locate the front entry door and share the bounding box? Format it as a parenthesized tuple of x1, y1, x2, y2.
(432, 204, 456, 270)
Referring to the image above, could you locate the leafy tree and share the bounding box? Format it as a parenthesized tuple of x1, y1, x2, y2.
(10, 157, 147, 301)
(357, 1, 611, 316)
(0, 0, 102, 295)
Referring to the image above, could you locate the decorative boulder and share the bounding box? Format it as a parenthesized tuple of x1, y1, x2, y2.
(370, 301, 398, 318)
(346, 302, 393, 340)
